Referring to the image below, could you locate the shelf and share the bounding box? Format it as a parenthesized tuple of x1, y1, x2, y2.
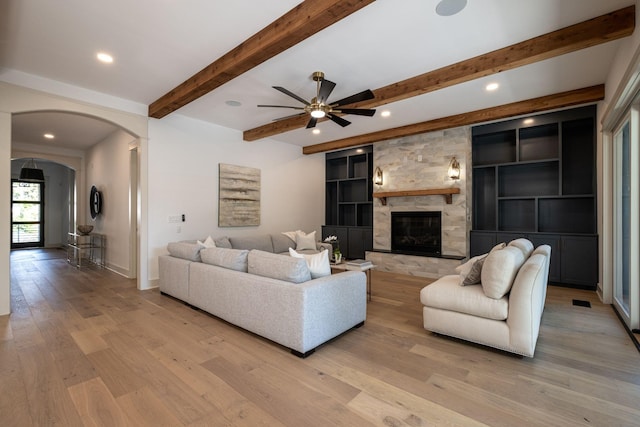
(373, 188, 460, 206)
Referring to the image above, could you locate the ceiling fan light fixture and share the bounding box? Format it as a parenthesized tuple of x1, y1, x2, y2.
(310, 109, 326, 118)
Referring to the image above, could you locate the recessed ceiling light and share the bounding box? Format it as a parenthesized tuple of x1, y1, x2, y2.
(96, 52, 113, 64)
(436, 0, 467, 16)
(523, 118, 534, 125)
(312, 129, 320, 135)
(381, 110, 391, 118)
(485, 82, 499, 92)
(43, 133, 55, 139)
(225, 100, 242, 107)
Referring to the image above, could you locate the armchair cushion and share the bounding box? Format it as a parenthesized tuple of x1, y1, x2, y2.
(481, 246, 526, 299)
(421, 276, 509, 320)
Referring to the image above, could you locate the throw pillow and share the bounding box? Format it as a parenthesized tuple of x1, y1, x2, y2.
(289, 248, 331, 279)
(461, 254, 487, 285)
(197, 235, 216, 248)
(282, 230, 302, 241)
(455, 254, 484, 274)
(295, 230, 317, 251)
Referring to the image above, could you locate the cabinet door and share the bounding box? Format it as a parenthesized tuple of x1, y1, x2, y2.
(560, 235, 598, 289)
(470, 231, 496, 257)
(528, 234, 561, 283)
(348, 227, 372, 259)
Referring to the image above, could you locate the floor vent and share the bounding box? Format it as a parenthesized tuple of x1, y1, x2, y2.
(572, 299, 591, 308)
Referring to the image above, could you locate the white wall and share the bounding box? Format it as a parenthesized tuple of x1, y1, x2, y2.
(147, 114, 325, 283)
(87, 129, 136, 276)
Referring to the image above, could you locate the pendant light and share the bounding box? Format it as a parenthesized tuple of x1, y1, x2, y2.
(19, 158, 45, 182)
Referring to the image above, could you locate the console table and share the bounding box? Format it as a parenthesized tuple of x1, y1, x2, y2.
(67, 232, 106, 268)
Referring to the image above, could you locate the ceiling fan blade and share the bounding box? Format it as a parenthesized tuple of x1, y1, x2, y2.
(257, 105, 305, 109)
(317, 79, 336, 103)
(306, 117, 318, 129)
(273, 86, 310, 105)
(333, 108, 376, 117)
(273, 112, 307, 121)
(332, 89, 375, 107)
(327, 113, 351, 127)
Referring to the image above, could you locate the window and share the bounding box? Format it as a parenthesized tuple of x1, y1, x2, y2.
(11, 180, 44, 248)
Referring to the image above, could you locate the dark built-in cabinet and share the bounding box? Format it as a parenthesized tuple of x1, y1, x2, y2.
(470, 105, 598, 289)
(322, 146, 373, 259)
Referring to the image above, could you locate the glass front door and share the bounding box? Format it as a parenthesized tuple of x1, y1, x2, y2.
(11, 180, 44, 248)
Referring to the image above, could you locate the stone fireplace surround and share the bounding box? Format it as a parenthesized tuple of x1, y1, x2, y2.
(365, 127, 471, 279)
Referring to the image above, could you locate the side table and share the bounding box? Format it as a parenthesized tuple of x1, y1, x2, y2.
(330, 262, 376, 301)
(67, 232, 106, 268)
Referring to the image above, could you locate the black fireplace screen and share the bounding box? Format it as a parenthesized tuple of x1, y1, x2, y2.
(391, 211, 441, 256)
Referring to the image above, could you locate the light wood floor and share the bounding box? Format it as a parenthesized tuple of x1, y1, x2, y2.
(2, 248, 640, 426)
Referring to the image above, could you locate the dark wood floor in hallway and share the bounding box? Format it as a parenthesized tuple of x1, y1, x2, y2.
(2, 248, 640, 426)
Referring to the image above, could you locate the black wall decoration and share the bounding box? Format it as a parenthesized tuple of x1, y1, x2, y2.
(90, 185, 102, 219)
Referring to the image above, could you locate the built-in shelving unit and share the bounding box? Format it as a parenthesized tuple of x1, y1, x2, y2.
(470, 105, 598, 289)
(323, 146, 373, 259)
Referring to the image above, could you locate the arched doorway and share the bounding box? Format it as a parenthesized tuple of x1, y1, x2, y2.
(11, 111, 140, 279)
(0, 82, 150, 315)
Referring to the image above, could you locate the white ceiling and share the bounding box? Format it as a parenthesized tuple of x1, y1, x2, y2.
(1, 0, 634, 151)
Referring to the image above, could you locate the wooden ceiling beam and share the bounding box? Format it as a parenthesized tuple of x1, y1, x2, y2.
(302, 84, 605, 155)
(245, 5, 634, 141)
(148, 0, 376, 119)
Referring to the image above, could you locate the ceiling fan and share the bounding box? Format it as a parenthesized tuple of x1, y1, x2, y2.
(258, 71, 376, 129)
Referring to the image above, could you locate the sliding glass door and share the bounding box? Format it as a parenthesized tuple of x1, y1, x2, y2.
(613, 115, 639, 330)
(11, 180, 44, 248)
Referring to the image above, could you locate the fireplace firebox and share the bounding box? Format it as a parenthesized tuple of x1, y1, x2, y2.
(391, 211, 441, 256)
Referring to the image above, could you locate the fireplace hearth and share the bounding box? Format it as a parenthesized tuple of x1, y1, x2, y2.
(391, 211, 442, 256)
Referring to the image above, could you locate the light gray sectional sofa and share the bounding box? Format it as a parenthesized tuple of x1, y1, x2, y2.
(158, 234, 367, 357)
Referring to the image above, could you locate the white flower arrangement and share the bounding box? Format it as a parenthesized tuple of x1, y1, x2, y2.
(324, 235, 338, 242)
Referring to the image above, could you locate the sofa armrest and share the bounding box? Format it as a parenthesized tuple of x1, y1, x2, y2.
(506, 253, 549, 356)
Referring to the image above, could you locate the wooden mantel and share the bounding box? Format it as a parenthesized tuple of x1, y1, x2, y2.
(373, 188, 460, 206)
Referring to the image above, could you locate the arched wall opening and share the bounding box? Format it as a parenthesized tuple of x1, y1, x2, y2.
(0, 82, 150, 316)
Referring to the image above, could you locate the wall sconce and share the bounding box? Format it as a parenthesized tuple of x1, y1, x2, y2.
(448, 157, 461, 180)
(373, 166, 383, 185)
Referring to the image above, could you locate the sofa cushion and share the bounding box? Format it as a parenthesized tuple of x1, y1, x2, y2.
(508, 238, 534, 258)
(200, 247, 249, 272)
(481, 246, 526, 299)
(247, 250, 311, 284)
(229, 235, 274, 252)
(289, 248, 331, 279)
(421, 275, 508, 320)
(272, 233, 296, 254)
(295, 230, 317, 251)
(167, 241, 202, 262)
